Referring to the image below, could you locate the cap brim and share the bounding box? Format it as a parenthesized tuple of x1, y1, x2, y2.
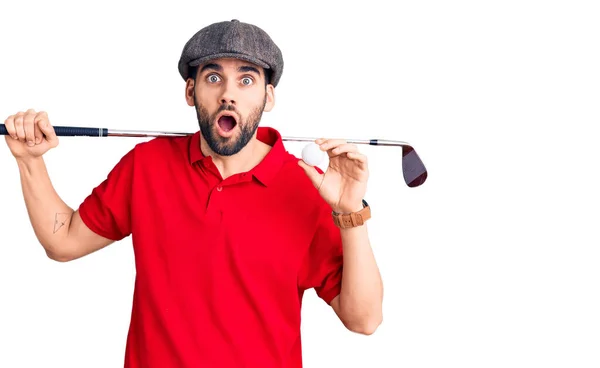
(188, 53, 271, 70)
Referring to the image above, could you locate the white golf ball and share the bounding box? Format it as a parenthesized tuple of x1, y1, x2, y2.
(302, 142, 326, 166)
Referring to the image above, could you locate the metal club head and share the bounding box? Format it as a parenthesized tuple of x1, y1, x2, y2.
(282, 137, 428, 188)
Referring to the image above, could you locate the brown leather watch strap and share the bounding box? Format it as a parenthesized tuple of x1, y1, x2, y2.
(332, 199, 371, 229)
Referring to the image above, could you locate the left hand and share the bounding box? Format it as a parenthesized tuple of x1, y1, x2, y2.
(298, 138, 369, 213)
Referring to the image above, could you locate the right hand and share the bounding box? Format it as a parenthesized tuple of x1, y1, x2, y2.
(4, 109, 59, 159)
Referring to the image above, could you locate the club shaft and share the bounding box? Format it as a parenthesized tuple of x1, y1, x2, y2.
(0, 123, 426, 187)
(107, 129, 190, 137)
(281, 137, 410, 147)
(0, 124, 411, 147)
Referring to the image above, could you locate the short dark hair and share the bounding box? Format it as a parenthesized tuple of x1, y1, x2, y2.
(188, 65, 272, 86)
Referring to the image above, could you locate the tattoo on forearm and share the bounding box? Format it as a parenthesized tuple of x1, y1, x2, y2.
(53, 213, 71, 234)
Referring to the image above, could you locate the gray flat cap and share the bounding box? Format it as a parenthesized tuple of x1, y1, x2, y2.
(178, 19, 284, 87)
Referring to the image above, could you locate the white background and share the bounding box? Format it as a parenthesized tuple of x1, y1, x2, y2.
(1, 0, 599, 367)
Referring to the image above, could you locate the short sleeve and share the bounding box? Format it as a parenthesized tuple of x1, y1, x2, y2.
(298, 200, 343, 305)
(78, 148, 135, 241)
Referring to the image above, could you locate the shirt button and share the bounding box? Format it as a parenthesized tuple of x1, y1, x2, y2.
(216, 186, 223, 192)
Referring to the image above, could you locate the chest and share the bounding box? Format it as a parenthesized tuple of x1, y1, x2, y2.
(129, 171, 315, 286)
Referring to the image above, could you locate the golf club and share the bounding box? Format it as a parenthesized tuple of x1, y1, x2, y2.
(0, 124, 427, 187)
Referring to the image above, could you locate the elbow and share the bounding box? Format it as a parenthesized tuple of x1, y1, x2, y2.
(46, 249, 75, 262)
(44, 243, 77, 263)
(343, 311, 383, 335)
(350, 315, 382, 335)
(338, 297, 384, 335)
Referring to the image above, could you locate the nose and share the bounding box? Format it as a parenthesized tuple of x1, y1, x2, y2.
(219, 80, 237, 105)
(220, 97, 235, 105)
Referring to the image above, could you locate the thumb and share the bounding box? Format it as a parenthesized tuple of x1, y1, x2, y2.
(38, 120, 58, 146)
(298, 159, 323, 188)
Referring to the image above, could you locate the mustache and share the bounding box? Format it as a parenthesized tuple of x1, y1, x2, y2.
(217, 104, 238, 113)
(192, 92, 239, 117)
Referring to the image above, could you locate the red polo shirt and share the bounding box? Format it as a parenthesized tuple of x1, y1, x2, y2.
(78, 126, 343, 367)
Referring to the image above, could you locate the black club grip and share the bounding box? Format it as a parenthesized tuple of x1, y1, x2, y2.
(0, 124, 107, 137)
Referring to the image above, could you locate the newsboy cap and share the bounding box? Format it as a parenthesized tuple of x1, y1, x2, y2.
(178, 19, 284, 87)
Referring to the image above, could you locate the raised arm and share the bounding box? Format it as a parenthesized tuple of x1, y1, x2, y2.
(5, 109, 115, 261)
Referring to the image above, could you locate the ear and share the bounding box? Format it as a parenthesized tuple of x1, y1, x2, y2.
(263, 84, 275, 112)
(185, 78, 195, 107)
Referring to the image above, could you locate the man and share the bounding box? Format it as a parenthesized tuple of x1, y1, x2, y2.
(4, 20, 383, 367)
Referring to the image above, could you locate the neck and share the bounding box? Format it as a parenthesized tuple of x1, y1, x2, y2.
(200, 134, 270, 180)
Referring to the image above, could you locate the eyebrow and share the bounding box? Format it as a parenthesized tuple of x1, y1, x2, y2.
(238, 65, 261, 75)
(199, 63, 261, 76)
(199, 63, 222, 73)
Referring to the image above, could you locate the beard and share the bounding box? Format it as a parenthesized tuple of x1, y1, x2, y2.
(194, 93, 266, 156)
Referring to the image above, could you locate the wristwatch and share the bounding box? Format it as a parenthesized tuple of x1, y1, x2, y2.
(331, 199, 371, 229)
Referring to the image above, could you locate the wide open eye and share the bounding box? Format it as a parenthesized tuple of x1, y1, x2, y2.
(241, 77, 254, 86)
(207, 74, 221, 83)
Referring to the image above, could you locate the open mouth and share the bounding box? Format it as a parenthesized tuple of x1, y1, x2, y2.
(217, 114, 238, 132)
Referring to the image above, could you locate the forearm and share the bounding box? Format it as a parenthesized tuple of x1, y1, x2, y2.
(16, 157, 74, 257)
(338, 224, 383, 332)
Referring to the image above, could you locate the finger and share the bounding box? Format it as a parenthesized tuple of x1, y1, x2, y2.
(33, 111, 48, 144)
(329, 143, 359, 157)
(346, 151, 368, 165)
(13, 112, 26, 141)
(4, 115, 17, 139)
(319, 138, 347, 151)
(33, 124, 43, 145)
(297, 159, 324, 188)
(23, 109, 37, 146)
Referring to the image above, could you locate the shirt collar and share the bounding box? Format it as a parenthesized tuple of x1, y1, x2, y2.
(189, 126, 286, 186)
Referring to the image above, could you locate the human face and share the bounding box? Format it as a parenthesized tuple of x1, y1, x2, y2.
(185, 58, 275, 156)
